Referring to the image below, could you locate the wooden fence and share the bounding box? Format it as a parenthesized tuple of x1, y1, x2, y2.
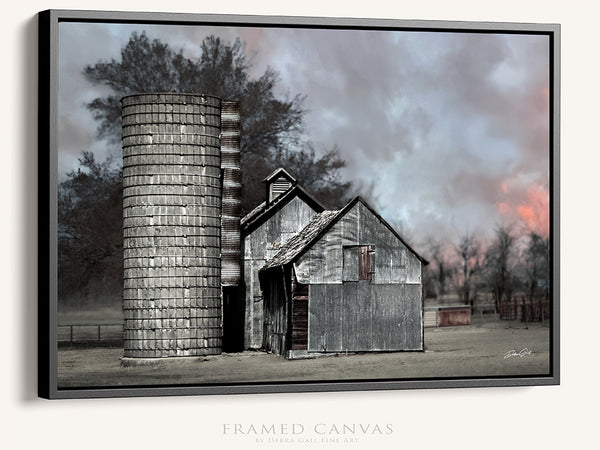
(499, 297, 550, 324)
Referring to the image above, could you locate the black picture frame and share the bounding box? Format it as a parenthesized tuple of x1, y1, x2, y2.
(38, 9, 560, 399)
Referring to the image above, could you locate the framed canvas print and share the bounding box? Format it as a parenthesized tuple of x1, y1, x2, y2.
(38, 9, 560, 399)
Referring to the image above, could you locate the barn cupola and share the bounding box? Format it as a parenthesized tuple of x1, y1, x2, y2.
(263, 168, 296, 207)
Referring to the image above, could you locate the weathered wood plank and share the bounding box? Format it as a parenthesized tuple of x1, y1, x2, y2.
(358, 246, 372, 280)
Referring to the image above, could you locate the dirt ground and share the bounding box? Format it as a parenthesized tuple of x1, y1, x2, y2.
(57, 321, 551, 388)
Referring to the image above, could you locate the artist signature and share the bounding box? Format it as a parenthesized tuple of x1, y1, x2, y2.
(504, 348, 532, 359)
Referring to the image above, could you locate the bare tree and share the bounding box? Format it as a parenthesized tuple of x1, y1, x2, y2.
(452, 232, 484, 309)
(424, 238, 451, 299)
(484, 225, 519, 314)
(523, 232, 550, 300)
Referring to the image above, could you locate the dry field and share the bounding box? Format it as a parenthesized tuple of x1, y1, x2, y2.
(57, 322, 551, 388)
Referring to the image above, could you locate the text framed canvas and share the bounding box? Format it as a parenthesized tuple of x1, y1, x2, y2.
(38, 9, 560, 399)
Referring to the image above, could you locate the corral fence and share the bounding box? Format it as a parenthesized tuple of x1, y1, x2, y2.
(58, 323, 124, 346)
(470, 296, 550, 328)
(499, 296, 551, 325)
(425, 294, 551, 329)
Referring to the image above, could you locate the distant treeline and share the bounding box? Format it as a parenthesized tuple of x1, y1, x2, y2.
(422, 228, 550, 312)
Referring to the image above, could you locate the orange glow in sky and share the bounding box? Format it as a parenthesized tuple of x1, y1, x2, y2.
(496, 184, 549, 237)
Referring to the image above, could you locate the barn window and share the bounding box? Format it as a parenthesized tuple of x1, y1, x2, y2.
(343, 245, 374, 281)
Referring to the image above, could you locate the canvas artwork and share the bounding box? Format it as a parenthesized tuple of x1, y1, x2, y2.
(39, 10, 559, 398)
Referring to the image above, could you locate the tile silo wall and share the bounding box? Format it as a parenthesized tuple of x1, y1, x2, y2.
(121, 93, 223, 358)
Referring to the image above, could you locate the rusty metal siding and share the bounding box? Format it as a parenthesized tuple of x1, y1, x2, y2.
(295, 201, 421, 285)
(423, 306, 471, 327)
(358, 246, 372, 280)
(438, 307, 471, 326)
(243, 196, 319, 348)
(291, 271, 309, 350)
(307, 283, 423, 352)
(121, 93, 223, 358)
(220, 101, 241, 287)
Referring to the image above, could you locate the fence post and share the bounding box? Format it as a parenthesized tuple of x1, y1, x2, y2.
(97, 325, 101, 342)
(70, 325, 73, 347)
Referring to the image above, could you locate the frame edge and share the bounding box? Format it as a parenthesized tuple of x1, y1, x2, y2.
(39, 9, 561, 399)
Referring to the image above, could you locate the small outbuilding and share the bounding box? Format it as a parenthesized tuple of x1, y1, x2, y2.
(240, 168, 325, 349)
(259, 196, 428, 358)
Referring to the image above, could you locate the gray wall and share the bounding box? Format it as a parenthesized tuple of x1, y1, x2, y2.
(293, 201, 423, 353)
(307, 283, 423, 352)
(243, 196, 319, 348)
(294, 201, 422, 285)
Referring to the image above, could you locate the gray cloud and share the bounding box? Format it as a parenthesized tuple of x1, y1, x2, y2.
(58, 23, 550, 245)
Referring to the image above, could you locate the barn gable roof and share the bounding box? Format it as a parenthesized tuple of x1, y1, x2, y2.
(261, 210, 341, 270)
(241, 185, 325, 237)
(260, 196, 429, 272)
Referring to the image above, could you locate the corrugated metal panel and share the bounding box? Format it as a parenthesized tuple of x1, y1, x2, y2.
(220, 101, 241, 287)
(307, 283, 423, 352)
(342, 247, 359, 282)
(341, 206, 360, 246)
(405, 251, 422, 284)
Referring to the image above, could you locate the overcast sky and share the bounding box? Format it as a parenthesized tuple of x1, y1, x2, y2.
(58, 21, 550, 246)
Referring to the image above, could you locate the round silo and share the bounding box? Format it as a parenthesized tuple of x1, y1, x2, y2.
(121, 93, 222, 358)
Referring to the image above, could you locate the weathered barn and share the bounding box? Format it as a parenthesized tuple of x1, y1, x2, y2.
(258, 196, 428, 358)
(120, 92, 427, 360)
(240, 168, 324, 349)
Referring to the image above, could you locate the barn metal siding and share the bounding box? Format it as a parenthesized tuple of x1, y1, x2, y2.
(307, 283, 423, 352)
(242, 196, 319, 348)
(342, 247, 359, 282)
(220, 101, 242, 287)
(294, 202, 422, 286)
